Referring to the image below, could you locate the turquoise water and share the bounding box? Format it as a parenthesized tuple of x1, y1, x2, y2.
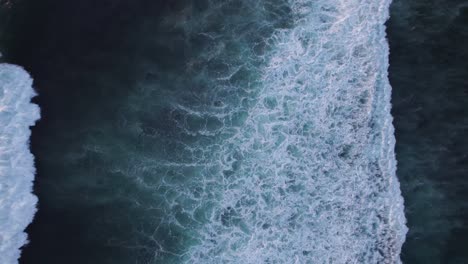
(2, 0, 409, 263)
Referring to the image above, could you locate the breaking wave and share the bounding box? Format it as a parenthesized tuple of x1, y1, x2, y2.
(0, 64, 39, 264)
(180, 0, 408, 262)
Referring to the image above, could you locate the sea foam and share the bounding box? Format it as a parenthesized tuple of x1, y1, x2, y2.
(179, 0, 408, 262)
(0, 64, 39, 264)
(19, 0, 407, 262)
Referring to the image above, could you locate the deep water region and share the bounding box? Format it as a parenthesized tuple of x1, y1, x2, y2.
(388, 0, 468, 263)
(2, 0, 410, 263)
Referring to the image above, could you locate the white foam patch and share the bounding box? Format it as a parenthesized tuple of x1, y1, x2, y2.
(0, 64, 40, 264)
(182, 0, 408, 263)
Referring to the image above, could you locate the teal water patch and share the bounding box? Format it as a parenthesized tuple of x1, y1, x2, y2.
(6, 0, 406, 263)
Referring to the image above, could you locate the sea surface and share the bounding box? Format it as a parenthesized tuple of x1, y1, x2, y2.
(3, 0, 464, 263)
(388, 0, 468, 263)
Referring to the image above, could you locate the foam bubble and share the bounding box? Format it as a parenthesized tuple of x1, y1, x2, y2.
(0, 64, 40, 264)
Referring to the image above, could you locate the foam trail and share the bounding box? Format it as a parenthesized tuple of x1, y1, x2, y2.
(0, 64, 40, 264)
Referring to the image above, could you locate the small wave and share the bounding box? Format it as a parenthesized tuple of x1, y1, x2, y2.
(0, 64, 40, 264)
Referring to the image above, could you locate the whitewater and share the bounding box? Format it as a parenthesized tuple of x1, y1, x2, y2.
(174, 0, 408, 262)
(112, 0, 408, 262)
(0, 64, 39, 264)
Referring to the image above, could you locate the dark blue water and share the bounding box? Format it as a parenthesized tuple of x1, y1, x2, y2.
(387, 0, 468, 263)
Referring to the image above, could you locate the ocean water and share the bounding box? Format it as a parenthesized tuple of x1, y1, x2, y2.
(388, 0, 468, 263)
(2, 0, 408, 263)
